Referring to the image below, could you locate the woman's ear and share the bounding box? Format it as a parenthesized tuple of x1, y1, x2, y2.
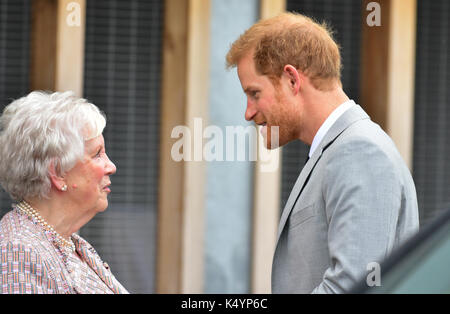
(48, 160, 67, 192)
(283, 65, 301, 95)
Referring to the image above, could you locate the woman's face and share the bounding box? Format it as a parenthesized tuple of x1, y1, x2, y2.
(64, 134, 116, 215)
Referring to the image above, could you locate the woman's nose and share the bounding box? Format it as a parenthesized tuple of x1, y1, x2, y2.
(105, 154, 117, 175)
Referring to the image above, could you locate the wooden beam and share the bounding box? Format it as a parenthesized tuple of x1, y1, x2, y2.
(30, 0, 86, 97)
(156, 0, 188, 294)
(361, 0, 417, 168)
(251, 0, 286, 294)
(181, 0, 210, 294)
(361, 0, 390, 132)
(386, 0, 417, 170)
(156, 0, 210, 294)
(30, 0, 57, 92)
(55, 0, 86, 97)
(260, 0, 286, 19)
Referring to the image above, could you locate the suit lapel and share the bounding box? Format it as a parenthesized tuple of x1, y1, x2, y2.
(276, 145, 323, 242)
(276, 105, 370, 243)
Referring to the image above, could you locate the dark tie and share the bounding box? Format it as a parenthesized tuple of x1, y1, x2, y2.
(304, 156, 310, 165)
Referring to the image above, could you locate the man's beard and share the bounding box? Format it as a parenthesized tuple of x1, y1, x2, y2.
(265, 93, 298, 149)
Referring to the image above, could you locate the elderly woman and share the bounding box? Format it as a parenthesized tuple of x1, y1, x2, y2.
(0, 91, 128, 294)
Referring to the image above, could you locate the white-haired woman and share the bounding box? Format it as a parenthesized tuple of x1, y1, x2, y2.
(0, 91, 128, 294)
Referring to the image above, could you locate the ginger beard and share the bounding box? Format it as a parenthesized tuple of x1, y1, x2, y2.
(262, 85, 300, 150)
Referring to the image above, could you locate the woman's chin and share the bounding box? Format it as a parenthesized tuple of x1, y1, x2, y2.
(96, 199, 109, 213)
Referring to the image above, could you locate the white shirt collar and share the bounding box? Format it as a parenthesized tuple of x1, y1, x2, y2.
(309, 100, 356, 158)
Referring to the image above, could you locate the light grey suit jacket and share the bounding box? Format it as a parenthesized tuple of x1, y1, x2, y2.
(271, 105, 419, 294)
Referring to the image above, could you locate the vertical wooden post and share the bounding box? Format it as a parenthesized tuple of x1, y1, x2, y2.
(361, 0, 417, 169)
(386, 0, 417, 169)
(30, 0, 57, 92)
(157, 0, 210, 293)
(156, 0, 188, 294)
(260, 0, 286, 20)
(55, 0, 86, 96)
(30, 0, 86, 96)
(251, 0, 286, 294)
(181, 0, 210, 294)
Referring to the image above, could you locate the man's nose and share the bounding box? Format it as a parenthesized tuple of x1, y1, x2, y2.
(245, 100, 257, 121)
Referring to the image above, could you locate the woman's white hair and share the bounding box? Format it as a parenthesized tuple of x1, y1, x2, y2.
(0, 91, 106, 201)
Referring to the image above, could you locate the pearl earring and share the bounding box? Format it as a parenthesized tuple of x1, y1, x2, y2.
(61, 185, 68, 192)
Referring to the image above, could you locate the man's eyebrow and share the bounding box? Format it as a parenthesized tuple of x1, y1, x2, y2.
(244, 87, 259, 93)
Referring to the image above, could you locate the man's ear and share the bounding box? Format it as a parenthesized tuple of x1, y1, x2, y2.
(283, 65, 301, 95)
(48, 160, 66, 191)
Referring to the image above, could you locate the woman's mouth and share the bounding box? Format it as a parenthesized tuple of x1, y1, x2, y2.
(103, 183, 111, 193)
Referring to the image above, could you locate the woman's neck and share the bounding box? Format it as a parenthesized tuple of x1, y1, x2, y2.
(25, 196, 85, 240)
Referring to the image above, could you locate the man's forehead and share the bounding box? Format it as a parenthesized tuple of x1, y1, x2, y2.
(237, 51, 255, 69)
(237, 54, 259, 83)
